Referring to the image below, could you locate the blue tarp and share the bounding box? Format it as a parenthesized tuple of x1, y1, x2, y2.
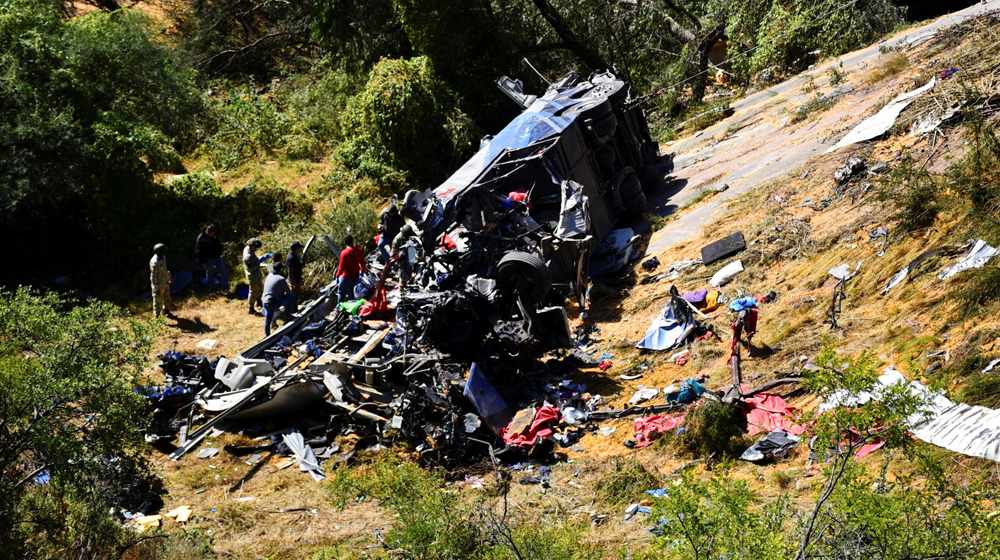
(464, 363, 513, 436)
(665, 379, 707, 404)
(728, 296, 758, 312)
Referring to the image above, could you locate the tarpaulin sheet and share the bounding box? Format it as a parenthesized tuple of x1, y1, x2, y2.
(636, 292, 697, 351)
(744, 393, 804, 436)
(634, 414, 685, 447)
(502, 404, 560, 448)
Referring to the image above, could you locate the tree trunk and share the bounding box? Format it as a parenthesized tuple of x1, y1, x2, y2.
(529, 0, 611, 71)
(690, 27, 724, 104)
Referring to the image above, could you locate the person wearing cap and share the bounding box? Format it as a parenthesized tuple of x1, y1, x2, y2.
(286, 240, 304, 299)
(269, 251, 284, 274)
(377, 204, 404, 263)
(242, 238, 270, 315)
(150, 243, 176, 319)
(335, 234, 366, 302)
(195, 224, 228, 291)
(262, 262, 295, 336)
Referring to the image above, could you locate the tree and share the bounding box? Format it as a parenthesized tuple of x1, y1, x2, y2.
(0, 1, 203, 284)
(0, 288, 157, 557)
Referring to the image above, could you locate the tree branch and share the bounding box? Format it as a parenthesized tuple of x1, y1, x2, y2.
(528, 0, 610, 70)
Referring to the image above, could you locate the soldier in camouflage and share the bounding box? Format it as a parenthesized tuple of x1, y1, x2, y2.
(242, 238, 270, 315)
(150, 243, 176, 319)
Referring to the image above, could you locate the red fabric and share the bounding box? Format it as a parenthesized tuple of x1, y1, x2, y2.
(754, 293, 765, 304)
(744, 393, 805, 436)
(854, 440, 885, 459)
(634, 415, 685, 447)
(359, 255, 397, 318)
(598, 360, 613, 371)
(438, 233, 457, 251)
(336, 246, 366, 279)
(694, 331, 714, 343)
(508, 190, 528, 203)
(502, 405, 561, 448)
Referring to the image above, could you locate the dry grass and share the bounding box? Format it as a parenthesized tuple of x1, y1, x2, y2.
(864, 53, 911, 85)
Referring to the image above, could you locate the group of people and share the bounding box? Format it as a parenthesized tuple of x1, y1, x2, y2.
(149, 221, 373, 338)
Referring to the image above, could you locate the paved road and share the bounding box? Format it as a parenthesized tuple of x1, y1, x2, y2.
(647, 1, 1000, 254)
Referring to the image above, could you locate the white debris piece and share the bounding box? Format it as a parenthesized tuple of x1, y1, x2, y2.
(710, 260, 744, 287)
(821, 365, 1000, 462)
(282, 431, 326, 482)
(828, 263, 852, 281)
(827, 78, 936, 153)
(196, 339, 219, 351)
(937, 239, 998, 280)
(628, 388, 660, 405)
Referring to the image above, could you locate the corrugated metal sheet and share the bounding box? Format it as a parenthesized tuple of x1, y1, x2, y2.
(823, 366, 1000, 462)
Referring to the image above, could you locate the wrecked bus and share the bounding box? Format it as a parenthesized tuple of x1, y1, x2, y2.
(399, 69, 662, 309)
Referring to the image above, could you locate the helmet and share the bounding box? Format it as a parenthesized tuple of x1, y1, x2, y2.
(290, 240, 303, 250)
(153, 243, 166, 255)
(400, 224, 414, 237)
(247, 238, 262, 248)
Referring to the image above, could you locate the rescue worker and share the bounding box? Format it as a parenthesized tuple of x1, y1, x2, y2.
(195, 224, 228, 291)
(392, 224, 418, 285)
(377, 204, 405, 263)
(150, 243, 176, 319)
(335, 234, 366, 302)
(242, 238, 270, 315)
(286, 240, 304, 299)
(262, 263, 296, 337)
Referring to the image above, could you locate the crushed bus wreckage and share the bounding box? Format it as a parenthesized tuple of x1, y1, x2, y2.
(150, 69, 674, 471)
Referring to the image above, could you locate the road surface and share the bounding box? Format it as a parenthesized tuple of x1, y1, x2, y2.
(647, 0, 1000, 254)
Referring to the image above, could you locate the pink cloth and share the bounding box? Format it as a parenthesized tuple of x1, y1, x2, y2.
(634, 415, 685, 448)
(598, 360, 613, 371)
(744, 393, 805, 436)
(502, 405, 560, 448)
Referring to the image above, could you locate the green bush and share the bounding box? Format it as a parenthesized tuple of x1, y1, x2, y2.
(0, 2, 203, 286)
(0, 288, 157, 557)
(205, 88, 293, 169)
(678, 399, 748, 458)
(328, 453, 601, 560)
(875, 158, 941, 232)
(335, 56, 479, 194)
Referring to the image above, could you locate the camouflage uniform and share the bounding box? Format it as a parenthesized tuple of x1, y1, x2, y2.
(150, 253, 171, 318)
(243, 245, 264, 312)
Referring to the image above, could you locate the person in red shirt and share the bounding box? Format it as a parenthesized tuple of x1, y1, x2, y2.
(335, 235, 366, 302)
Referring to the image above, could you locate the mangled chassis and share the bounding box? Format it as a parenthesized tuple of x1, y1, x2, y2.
(168, 274, 572, 463)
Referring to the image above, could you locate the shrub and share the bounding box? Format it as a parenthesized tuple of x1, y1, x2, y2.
(328, 453, 602, 560)
(0, 288, 157, 557)
(335, 56, 479, 194)
(597, 459, 661, 506)
(875, 158, 940, 232)
(678, 399, 747, 458)
(204, 88, 293, 170)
